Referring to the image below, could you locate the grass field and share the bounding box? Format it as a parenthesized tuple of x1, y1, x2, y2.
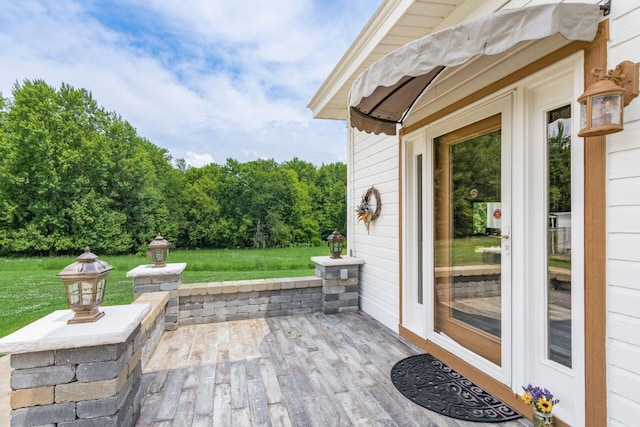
(0, 246, 327, 338)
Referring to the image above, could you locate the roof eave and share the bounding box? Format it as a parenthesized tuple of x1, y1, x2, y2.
(307, 0, 510, 121)
(307, 0, 413, 120)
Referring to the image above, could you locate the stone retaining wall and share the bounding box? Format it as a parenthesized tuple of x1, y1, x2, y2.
(10, 327, 143, 426)
(178, 277, 323, 325)
(133, 292, 169, 369)
(4, 296, 169, 427)
(127, 263, 186, 331)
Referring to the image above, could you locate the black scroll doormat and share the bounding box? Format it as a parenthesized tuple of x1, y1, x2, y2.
(390, 354, 521, 423)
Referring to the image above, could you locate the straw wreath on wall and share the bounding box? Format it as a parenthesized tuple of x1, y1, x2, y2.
(355, 186, 381, 234)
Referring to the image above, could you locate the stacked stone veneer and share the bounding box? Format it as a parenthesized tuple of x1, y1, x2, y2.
(129, 257, 364, 326)
(311, 256, 365, 314)
(1, 297, 170, 427)
(133, 291, 169, 367)
(10, 335, 142, 426)
(127, 263, 186, 331)
(178, 277, 323, 325)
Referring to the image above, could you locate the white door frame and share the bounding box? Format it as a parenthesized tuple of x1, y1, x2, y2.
(401, 53, 585, 425)
(518, 54, 585, 426)
(403, 92, 514, 386)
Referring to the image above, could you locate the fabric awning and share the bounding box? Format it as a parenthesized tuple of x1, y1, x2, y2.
(349, 3, 602, 135)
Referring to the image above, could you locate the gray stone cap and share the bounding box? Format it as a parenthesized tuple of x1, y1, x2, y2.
(126, 262, 187, 278)
(178, 276, 321, 297)
(0, 304, 150, 355)
(311, 256, 365, 267)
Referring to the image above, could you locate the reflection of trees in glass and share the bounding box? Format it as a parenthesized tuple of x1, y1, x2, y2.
(472, 203, 488, 234)
(548, 120, 571, 213)
(547, 106, 572, 368)
(450, 131, 501, 237)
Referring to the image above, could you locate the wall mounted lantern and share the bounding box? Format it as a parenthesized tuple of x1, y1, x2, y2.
(327, 230, 346, 259)
(578, 61, 639, 137)
(57, 247, 113, 324)
(148, 234, 169, 268)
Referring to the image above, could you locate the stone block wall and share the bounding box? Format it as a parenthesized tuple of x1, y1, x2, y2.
(9, 327, 143, 427)
(127, 263, 186, 331)
(311, 257, 365, 314)
(178, 277, 323, 325)
(2, 297, 170, 427)
(132, 291, 169, 369)
(321, 279, 359, 314)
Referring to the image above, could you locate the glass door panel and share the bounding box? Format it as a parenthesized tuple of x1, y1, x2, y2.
(547, 105, 572, 368)
(434, 114, 504, 366)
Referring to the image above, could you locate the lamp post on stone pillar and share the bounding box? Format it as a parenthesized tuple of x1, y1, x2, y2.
(127, 234, 185, 331)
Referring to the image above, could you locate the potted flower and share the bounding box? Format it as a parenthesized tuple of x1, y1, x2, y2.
(521, 384, 559, 427)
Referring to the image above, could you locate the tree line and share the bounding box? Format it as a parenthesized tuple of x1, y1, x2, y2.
(0, 80, 346, 256)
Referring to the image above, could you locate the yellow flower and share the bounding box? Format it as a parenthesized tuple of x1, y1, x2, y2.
(536, 398, 554, 413)
(521, 393, 533, 405)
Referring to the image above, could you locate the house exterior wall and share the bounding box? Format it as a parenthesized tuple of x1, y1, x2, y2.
(605, 2, 640, 425)
(348, 127, 400, 330)
(317, 0, 640, 424)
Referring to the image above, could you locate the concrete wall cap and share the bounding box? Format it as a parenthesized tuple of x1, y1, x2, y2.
(311, 256, 365, 267)
(0, 305, 150, 354)
(126, 263, 187, 278)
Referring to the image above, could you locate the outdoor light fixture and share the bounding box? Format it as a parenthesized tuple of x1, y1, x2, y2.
(578, 61, 639, 137)
(148, 234, 169, 268)
(57, 247, 113, 324)
(327, 229, 346, 259)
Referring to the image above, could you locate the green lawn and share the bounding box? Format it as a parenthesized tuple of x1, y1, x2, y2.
(0, 246, 328, 338)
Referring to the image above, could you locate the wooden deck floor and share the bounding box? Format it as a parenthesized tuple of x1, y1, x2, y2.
(137, 312, 532, 427)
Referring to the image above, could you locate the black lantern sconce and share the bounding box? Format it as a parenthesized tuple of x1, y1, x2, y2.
(578, 61, 639, 137)
(327, 230, 345, 259)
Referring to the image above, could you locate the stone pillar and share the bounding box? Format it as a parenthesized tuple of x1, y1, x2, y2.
(0, 305, 150, 427)
(126, 263, 186, 331)
(311, 256, 365, 314)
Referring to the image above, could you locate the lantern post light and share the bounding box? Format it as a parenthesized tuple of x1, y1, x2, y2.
(327, 229, 346, 259)
(578, 61, 639, 138)
(148, 234, 169, 268)
(57, 247, 113, 324)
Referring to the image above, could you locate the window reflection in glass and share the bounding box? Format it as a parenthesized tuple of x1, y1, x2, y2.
(547, 105, 572, 368)
(434, 125, 502, 337)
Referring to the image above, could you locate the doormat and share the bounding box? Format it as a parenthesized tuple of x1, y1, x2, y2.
(390, 354, 521, 423)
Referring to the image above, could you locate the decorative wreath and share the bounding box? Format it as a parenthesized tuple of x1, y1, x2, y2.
(355, 186, 381, 233)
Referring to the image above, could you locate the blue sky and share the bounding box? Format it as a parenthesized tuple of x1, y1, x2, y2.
(0, 0, 382, 167)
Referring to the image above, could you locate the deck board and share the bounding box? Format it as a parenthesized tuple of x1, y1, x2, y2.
(138, 312, 532, 426)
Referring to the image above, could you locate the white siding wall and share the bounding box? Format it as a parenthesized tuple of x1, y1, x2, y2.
(342, 1, 640, 422)
(349, 127, 399, 331)
(485, 1, 640, 423)
(607, 2, 640, 425)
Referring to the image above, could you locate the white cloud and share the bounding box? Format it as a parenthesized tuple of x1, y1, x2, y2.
(184, 152, 215, 168)
(0, 0, 382, 166)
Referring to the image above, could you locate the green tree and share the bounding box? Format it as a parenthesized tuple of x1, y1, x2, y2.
(0, 80, 346, 254)
(316, 163, 347, 237)
(0, 80, 182, 255)
(548, 122, 571, 212)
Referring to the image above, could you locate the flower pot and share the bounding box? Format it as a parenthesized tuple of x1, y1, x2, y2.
(533, 409, 554, 427)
